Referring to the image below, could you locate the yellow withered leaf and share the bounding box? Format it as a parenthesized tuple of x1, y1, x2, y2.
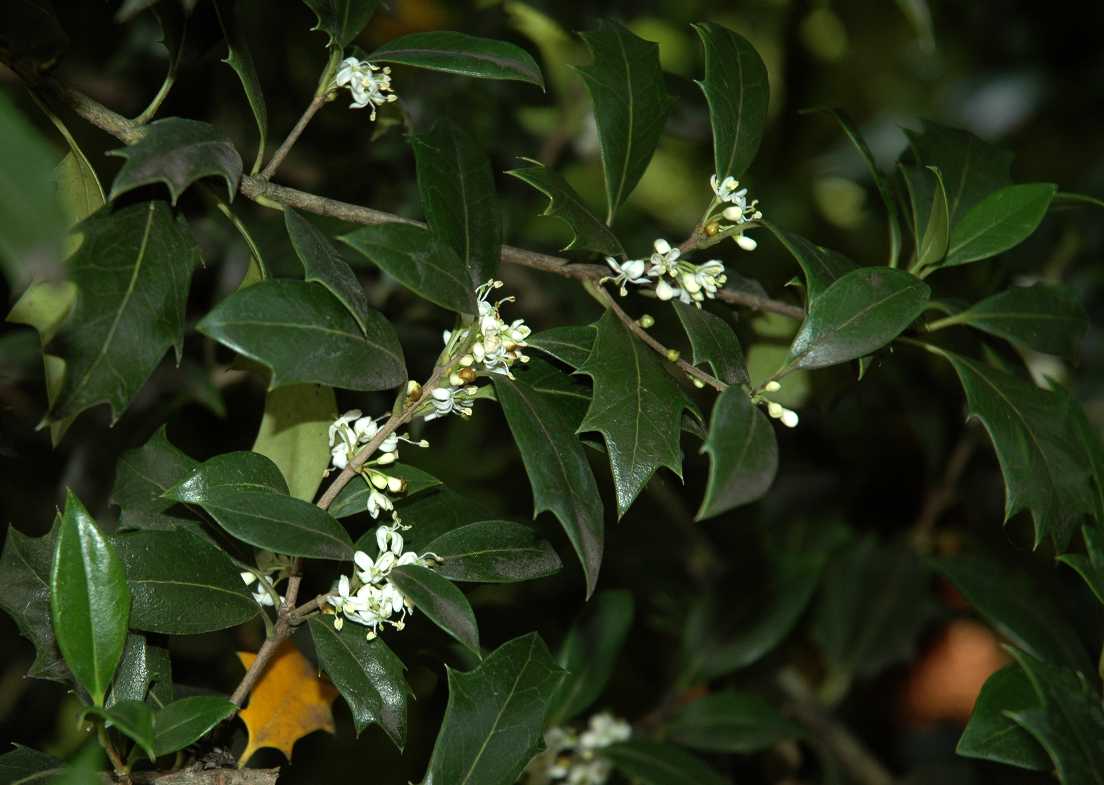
(237, 640, 339, 765)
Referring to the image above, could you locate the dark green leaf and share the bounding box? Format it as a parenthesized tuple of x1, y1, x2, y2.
(577, 310, 690, 515)
(576, 20, 673, 223)
(421, 633, 564, 785)
(692, 22, 768, 184)
(109, 118, 242, 204)
(1006, 648, 1104, 785)
(934, 553, 1092, 675)
(527, 325, 595, 369)
(197, 279, 405, 391)
(1058, 526, 1104, 606)
(0, 522, 67, 682)
(330, 464, 442, 520)
(168, 450, 288, 496)
(933, 347, 1096, 548)
(941, 183, 1056, 268)
(115, 529, 259, 635)
(109, 633, 173, 708)
(957, 664, 1049, 770)
(388, 565, 479, 656)
(214, 0, 267, 173)
(506, 159, 624, 257)
(697, 387, 777, 520)
(899, 164, 950, 270)
(0, 745, 64, 785)
(493, 374, 604, 597)
(252, 383, 336, 502)
(309, 617, 409, 746)
(784, 268, 929, 373)
(49, 202, 200, 423)
(547, 590, 633, 725)
(666, 690, 803, 754)
(153, 696, 237, 757)
(511, 357, 592, 428)
(422, 520, 561, 583)
(369, 31, 543, 87)
(55, 148, 106, 231)
(387, 489, 493, 552)
(761, 223, 857, 301)
(674, 302, 747, 385)
(112, 426, 198, 514)
(286, 209, 371, 333)
(340, 223, 476, 313)
(50, 490, 130, 705)
(302, 0, 379, 48)
(85, 701, 156, 761)
(603, 740, 729, 785)
(411, 121, 501, 287)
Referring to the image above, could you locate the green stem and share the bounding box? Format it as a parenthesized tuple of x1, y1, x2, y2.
(133, 72, 176, 125)
(923, 313, 963, 333)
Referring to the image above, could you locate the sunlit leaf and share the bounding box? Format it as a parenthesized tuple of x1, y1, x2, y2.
(369, 31, 544, 88)
(422, 520, 562, 583)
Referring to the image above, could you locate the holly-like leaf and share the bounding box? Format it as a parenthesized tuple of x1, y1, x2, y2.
(166, 452, 354, 560)
(900, 164, 950, 271)
(933, 347, 1096, 548)
(576, 20, 673, 223)
(547, 590, 633, 725)
(577, 310, 690, 515)
(527, 325, 595, 369)
(1059, 526, 1104, 606)
(252, 383, 336, 502)
(941, 183, 1057, 268)
(506, 159, 624, 257)
(368, 31, 544, 88)
(109, 633, 173, 708)
(0, 521, 67, 682)
(783, 268, 929, 373)
(420, 633, 564, 785)
(308, 617, 410, 746)
(340, 223, 476, 313)
(692, 22, 769, 184)
(411, 121, 501, 288)
(603, 740, 729, 785)
(115, 529, 259, 635)
(388, 565, 480, 656)
(0, 746, 64, 784)
(112, 425, 198, 514)
(286, 209, 371, 333)
(957, 664, 1050, 770)
(84, 701, 156, 761)
(214, 0, 267, 173)
(50, 490, 130, 706)
(674, 302, 747, 386)
(154, 696, 237, 758)
(330, 464, 442, 520)
(1005, 648, 1104, 785)
(493, 374, 604, 597)
(197, 279, 405, 392)
(422, 520, 561, 583)
(761, 223, 857, 301)
(666, 690, 804, 754)
(697, 387, 777, 520)
(108, 118, 242, 204)
(49, 202, 200, 424)
(934, 553, 1092, 675)
(301, 0, 379, 48)
(238, 640, 338, 764)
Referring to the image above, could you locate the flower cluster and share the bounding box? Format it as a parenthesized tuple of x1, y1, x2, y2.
(327, 410, 427, 517)
(526, 713, 632, 785)
(604, 238, 728, 307)
(756, 380, 799, 428)
(710, 174, 763, 251)
(327, 520, 437, 639)
(334, 58, 397, 119)
(239, 551, 294, 607)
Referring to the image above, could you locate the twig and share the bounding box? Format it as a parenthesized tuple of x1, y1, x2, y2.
(259, 94, 328, 180)
(99, 769, 279, 784)
(910, 431, 978, 550)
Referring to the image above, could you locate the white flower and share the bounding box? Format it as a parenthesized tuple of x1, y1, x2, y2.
(655, 278, 681, 302)
(526, 713, 629, 785)
(367, 488, 393, 518)
(330, 441, 351, 470)
(334, 58, 398, 120)
(647, 238, 681, 277)
(240, 571, 280, 607)
(328, 409, 362, 447)
(424, 385, 477, 421)
(711, 174, 747, 204)
(579, 712, 632, 751)
(354, 415, 379, 441)
(602, 256, 652, 296)
(765, 400, 799, 428)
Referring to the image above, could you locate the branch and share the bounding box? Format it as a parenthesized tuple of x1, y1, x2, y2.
(258, 94, 328, 180)
(100, 769, 279, 785)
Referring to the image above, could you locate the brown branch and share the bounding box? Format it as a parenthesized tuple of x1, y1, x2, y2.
(100, 769, 279, 785)
(259, 94, 327, 180)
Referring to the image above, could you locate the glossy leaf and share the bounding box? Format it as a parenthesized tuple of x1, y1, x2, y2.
(547, 590, 633, 725)
(527, 325, 595, 369)
(674, 302, 747, 385)
(50, 490, 130, 706)
(941, 183, 1057, 268)
(762, 223, 857, 301)
(49, 202, 200, 423)
(576, 20, 673, 222)
(667, 690, 803, 753)
(109, 633, 173, 708)
(109, 118, 242, 203)
(252, 383, 336, 502)
(197, 279, 405, 391)
(303, 0, 380, 48)
(330, 464, 442, 520)
(512, 356, 592, 428)
(421, 633, 564, 785)
(957, 664, 1049, 770)
(308, 617, 410, 746)
(900, 164, 950, 270)
(692, 22, 769, 183)
(934, 553, 1092, 675)
(85, 701, 156, 761)
(388, 565, 479, 656)
(697, 387, 777, 520)
(411, 121, 501, 287)
(422, 520, 561, 583)
(784, 268, 929, 373)
(286, 208, 371, 333)
(114, 529, 259, 635)
(603, 740, 729, 785)
(493, 374, 604, 597)
(154, 696, 237, 757)
(112, 425, 198, 514)
(506, 158, 624, 257)
(1058, 526, 1104, 605)
(388, 489, 494, 553)
(0, 745, 65, 784)
(340, 223, 476, 313)
(0, 521, 67, 682)
(369, 31, 544, 88)
(214, 0, 267, 173)
(577, 310, 690, 515)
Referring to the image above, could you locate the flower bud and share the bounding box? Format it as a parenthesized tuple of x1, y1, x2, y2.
(655, 279, 678, 301)
(781, 408, 800, 428)
(692, 377, 705, 389)
(653, 238, 672, 255)
(736, 234, 758, 252)
(665, 349, 680, 362)
(370, 472, 388, 490)
(705, 221, 721, 237)
(387, 476, 406, 493)
(639, 314, 655, 328)
(449, 372, 464, 387)
(723, 205, 745, 222)
(376, 451, 396, 465)
(458, 367, 478, 383)
(764, 380, 782, 393)
(767, 402, 784, 419)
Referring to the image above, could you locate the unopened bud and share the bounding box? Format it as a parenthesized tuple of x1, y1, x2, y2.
(780, 409, 799, 428)
(376, 452, 396, 465)
(767, 402, 784, 419)
(736, 234, 758, 252)
(370, 473, 388, 490)
(763, 380, 782, 393)
(387, 476, 406, 493)
(449, 372, 464, 387)
(406, 380, 422, 398)
(705, 221, 721, 237)
(458, 367, 478, 383)
(639, 314, 655, 328)
(692, 377, 705, 389)
(665, 349, 680, 362)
